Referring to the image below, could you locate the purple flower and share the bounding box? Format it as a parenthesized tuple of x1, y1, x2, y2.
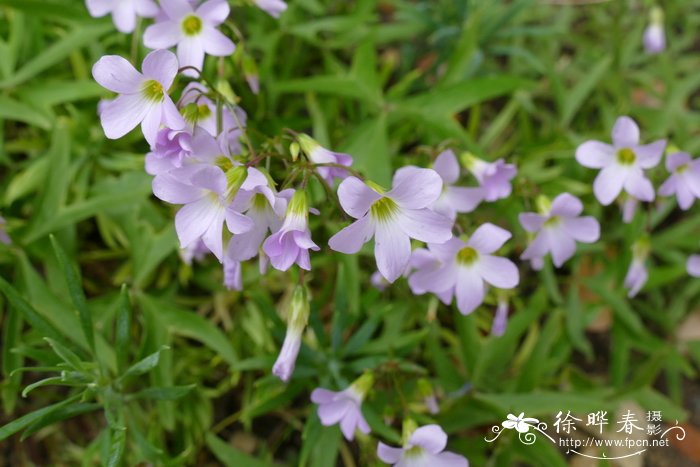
(180, 238, 209, 265)
(310, 373, 373, 441)
(659, 152, 700, 210)
(431, 150, 483, 219)
(146, 127, 230, 175)
(491, 297, 509, 337)
(624, 238, 650, 298)
(377, 424, 468, 467)
(371, 271, 389, 291)
(576, 116, 666, 206)
(622, 197, 638, 224)
(417, 379, 439, 415)
(408, 224, 519, 315)
(688, 255, 700, 277)
(223, 252, 242, 291)
(179, 82, 246, 155)
(152, 165, 255, 261)
(643, 8, 666, 54)
(297, 134, 353, 184)
(143, 0, 235, 77)
(463, 153, 517, 202)
(329, 167, 453, 283)
(520, 193, 600, 268)
(85, 0, 159, 33)
(0, 215, 10, 245)
(92, 49, 185, 146)
(254, 0, 287, 17)
(263, 190, 319, 271)
(273, 286, 309, 382)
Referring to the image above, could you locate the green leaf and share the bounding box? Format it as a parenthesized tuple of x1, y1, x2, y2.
(340, 114, 391, 185)
(130, 385, 196, 401)
(44, 337, 84, 372)
(21, 403, 101, 439)
(50, 235, 95, 354)
(119, 346, 170, 381)
(115, 285, 132, 374)
(0, 95, 52, 129)
(206, 433, 276, 467)
(107, 427, 127, 467)
(0, 393, 80, 441)
(560, 55, 612, 125)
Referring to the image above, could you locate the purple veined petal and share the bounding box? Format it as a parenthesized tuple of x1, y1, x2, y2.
(86, 0, 113, 17)
(161, 96, 186, 131)
(225, 209, 254, 234)
(293, 230, 320, 251)
(141, 103, 164, 147)
(374, 221, 411, 283)
(467, 223, 511, 254)
(562, 216, 600, 243)
(201, 27, 236, 55)
(520, 232, 549, 262)
(547, 226, 577, 268)
(92, 55, 144, 93)
(478, 255, 519, 289)
(328, 216, 375, 254)
(272, 328, 302, 382)
(395, 208, 453, 244)
(196, 0, 230, 24)
(200, 205, 226, 261)
(443, 186, 484, 213)
(409, 262, 458, 295)
(152, 173, 205, 204)
(550, 193, 583, 218)
(433, 149, 460, 184)
(317, 399, 352, 426)
(226, 222, 267, 261)
(643, 24, 665, 54)
(519, 212, 545, 233)
(142, 49, 179, 89)
(623, 169, 655, 202)
(189, 165, 227, 193)
(688, 165, 700, 198)
(135, 0, 160, 16)
(160, 0, 193, 18)
(687, 255, 700, 277)
(377, 443, 404, 464)
(388, 167, 443, 209)
(410, 248, 437, 269)
(310, 388, 337, 404)
(111, 1, 137, 33)
(143, 21, 181, 49)
(436, 287, 454, 305)
(612, 116, 640, 148)
(455, 266, 485, 315)
(433, 451, 470, 467)
(241, 167, 269, 191)
(666, 152, 692, 172)
(428, 236, 464, 263)
(337, 177, 382, 218)
(174, 196, 220, 249)
(575, 141, 614, 168)
(356, 411, 371, 434)
(339, 409, 359, 440)
(177, 37, 205, 76)
(593, 164, 627, 205)
(408, 425, 448, 454)
(624, 260, 647, 298)
(100, 93, 151, 140)
(658, 175, 676, 197)
(296, 248, 311, 271)
(675, 180, 695, 210)
(223, 254, 242, 290)
(635, 139, 666, 169)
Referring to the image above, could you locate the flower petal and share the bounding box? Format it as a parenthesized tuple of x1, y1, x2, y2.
(143, 21, 181, 50)
(575, 141, 614, 168)
(409, 263, 457, 295)
(389, 167, 443, 209)
(161, 0, 193, 18)
(519, 212, 545, 233)
(467, 223, 511, 254)
(408, 425, 448, 454)
(310, 388, 337, 404)
(92, 55, 143, 93)
(433, 149, 460, 184)
(339, 408, 359, 440)
(455, 266, 485, 315)
(687, 255, 700, 277)
(635, 139, 666, 169)
(593, 164, 626, 205)
(550, 193, 583, 218)
(174, 197, 219, 249)
(100, 93, 150, 140)
(562, 217, 600, 243)
(177, 37, 205, 75)
(547, 227, 577, 268)
(374, 221, 411, 283)
(478, 255, 519, 289)
(317, 399, 351, 426)
(623, 170, 655, 202)
(328, 216, 375, 254)
(152, 173, 204, 204)
(201, 27, 236, 56)
(377, 443, 404, 464)
(337, 177, 381, 218)
(612, 116, 640, 148)
(666, 152, 692, 172)
(434, 451, 469, 467)
(395, 208, 453, 244)
(196, 0, 230, 24)
(142, 49, 179, 89)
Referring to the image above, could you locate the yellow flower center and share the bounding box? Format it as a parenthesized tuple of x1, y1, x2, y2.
(141, 79, 164, 102)
(369, 197, 398, 222)
(456, 246, 479, 265)
(616, 147, 636, 165)
(182, 15, 203, 36)
(544, 215, 560, 227)
(676, 163, 688, 173)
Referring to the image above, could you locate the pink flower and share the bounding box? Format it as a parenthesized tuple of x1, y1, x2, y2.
(520, 193, 600, 268)
(310, 373, 373, 441)
(408, 223, 519, 315)
(575, 116, 666, 206)
(144, 0, 235, 76)
(431, 150, 483, 220)
(377, 424, 468, 467)
(329, 167, 453, 283)
(658, 152, 700, 210)
(85, 0, 158, 33)
(92, 49, 185, 146)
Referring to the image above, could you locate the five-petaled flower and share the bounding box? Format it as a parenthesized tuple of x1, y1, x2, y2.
(377, 424, 468, 467)
(86, 0, 159, 33)
(658, 152, 700, 210)
(310, 373, 373, 441)
(329, 167, 453, 283)
(431, 150, 483, 220)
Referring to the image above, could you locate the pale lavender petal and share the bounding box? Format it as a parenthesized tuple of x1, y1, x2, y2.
(623, 170, 655, 201)
(135, 0, 160, 16)
(92, 55, 143, 93)
(624, 260, 647, 298)
(161, 96, 186, 131)
(478, 255, 519, 289)
(337, 177, 381, 218)
(520, 232, 548, 262)
(152, 173, 204, 204)
(612, 116, 640, 148)
(142, 49, 179, 89)
(688, 255, 700, 277)
(575, 141, 614, 168)
(389, 167, 443, 209)
(178, 37, 205, 74)
(658, 175, 676, 197)
(455, 266, 485, 315)
(428, 237, 464, 263)
(86, 0, 113, 17)
(272, 329, 301, 382)
(377, 443, 404, 464)
(519, 213, 545, 233)
(409, 263, 457, 295)
(666, 152, 692, 172)
(161, 0, 193, 18)
(491, 300, 508, 337)
(635, 140, 666, 169)
(622, 198, 638, 223)
(434, 451, 469, 467)
(328, 216, 375, 254)
(310, 388, 337, 404)
(339, 409, 359, 440)
(467, 223, 511, 254)
(100, 93, 150, 140)
(675, 181, 695, 210)
(408, 425, 448, 454)
(444, 186, 483, 213)
(174, 197, 219, 249)
(562, 217, 600, 243)
(317, 399, 351, 426)
(196, 0, 230, 24)
(433, 150, 460, 184)
(201, 208, 226, 261)
(593, 164, 626, 205)
(550, 193, 583, 218)
(643, 24, 665, 54)
(201, 27, 236, 56)
(375, 221, 411, 283)
(548, 227, 577, 268)
(112, 1, 137, 33)
(225, 209, 254, 234)
(143, 21, 181, 49)
(141, 104, 163, 147)
(223, 255, 242, 291)
(395, 208, 453, 244)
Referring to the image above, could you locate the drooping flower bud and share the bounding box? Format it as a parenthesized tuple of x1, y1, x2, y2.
(272, 285, 310, 382)
(417, 378, 439, 415)
(643, 7, 666, 55)
(624, 236, 650, 298)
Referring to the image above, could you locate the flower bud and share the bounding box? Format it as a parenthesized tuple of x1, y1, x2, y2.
(290, 141, 300, 162)
(272, 285, 310, 382)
